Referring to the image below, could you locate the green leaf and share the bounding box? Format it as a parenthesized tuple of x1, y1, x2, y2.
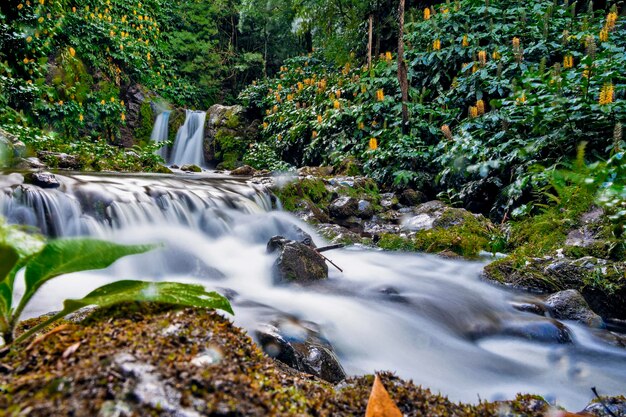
(0, 244, 19, 317)
(13, 281, 233, 344)
(15, 239, 155, 322)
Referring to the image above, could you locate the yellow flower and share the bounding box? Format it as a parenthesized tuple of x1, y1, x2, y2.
(599, 83, 614, 105)
(563, 55, 573, 68)
(79, 114, 84, 122)
(120, 44, 124, 50)
(121, 113, 126, 121)
(312, 130, 318, 139)
(424, 8, 431, 20)
(317, 115, 323, 123)
(468, 106, 478, 118)
(358, 122, 365, 130)
(23, 57, 29, 64)
(376, 89, 384, 101)
(58, 100, 63, 105)
(277, 134, 282, 141)
(441, 125, 452, 140)
(433, 39, 441, 51)
(69, 47, 76, 57)
(606, 11, 618, 31)
(599, 28, 609, 42)
(476, 99, 485, 115)
(262, 122, 268, 129)
(492, 50, 501, 60)
(369, 138, 378, 150)
(120, 100, 125, 106)
(512, 37, 520, 50)
(516, 94, 526, 105)
(462, 35, 469, 47)
(110, 97, 115, 102)
(26, 36, 33, 43)
(38, 16, 44, 23)
(272, 105, 278, 113)
(101, 100, 105, 105)
(333, 100, 340, 110)
(297, 82, 303, 91)
(478, 50, 487, 66)
(18, 4, 23, 10)
(385, 51, 393, 62)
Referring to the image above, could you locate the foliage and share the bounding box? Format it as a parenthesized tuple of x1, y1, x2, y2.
(241, 0, 626, 218)
(0, 221, 232, 346)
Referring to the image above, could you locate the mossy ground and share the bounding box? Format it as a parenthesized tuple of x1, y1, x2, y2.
(1, 303, 562, 417)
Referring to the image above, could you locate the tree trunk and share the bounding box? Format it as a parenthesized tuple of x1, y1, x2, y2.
(367, 14, 373, 70)
(397, 0, 409, 134)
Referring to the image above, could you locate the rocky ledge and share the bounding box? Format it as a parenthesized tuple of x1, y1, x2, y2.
(2, 304, 624, 417)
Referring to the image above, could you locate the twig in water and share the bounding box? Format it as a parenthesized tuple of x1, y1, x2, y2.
(316, 251, 343, 273)
(591, 386, 618, 417)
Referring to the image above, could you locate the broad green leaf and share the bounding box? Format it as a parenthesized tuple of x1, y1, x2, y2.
(17, 239, 155, 319)
(13, 280, 233, 344)
(0, 244, 18, 317)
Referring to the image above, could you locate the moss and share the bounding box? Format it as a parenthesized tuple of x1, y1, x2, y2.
(378, 211, 503, 259)
(0, 303, 559, 417)
(134, 101, 155, 145)
(224, 111, 241, 129)
(274, 178, 331, 212)
(214, 129, 250, 170)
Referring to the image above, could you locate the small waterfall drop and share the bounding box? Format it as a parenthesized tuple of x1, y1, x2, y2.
(170, 110, 206, 167)
(150, 111, 170, 160)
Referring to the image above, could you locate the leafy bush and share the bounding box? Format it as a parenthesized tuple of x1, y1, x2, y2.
(0, 220, 232, 346)
(240, 0, 625, 217)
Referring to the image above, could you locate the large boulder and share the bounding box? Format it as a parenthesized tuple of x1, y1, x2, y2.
(204, 104, 258, 168)
(267, 236, 328, 284)
(37, 151, 81, 170)
(545, 289, 604, 328)
(120, 84, 147, 148)
(329, 196, 359, 219)
(24, 171, 60, 189)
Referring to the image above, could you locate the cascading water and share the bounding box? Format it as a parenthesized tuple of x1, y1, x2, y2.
(150, 111, 170, 160)
(2, 171, 626, 410)
(170, 110, 206, 167)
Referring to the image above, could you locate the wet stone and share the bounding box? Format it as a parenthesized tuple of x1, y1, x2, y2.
(24, 171, 60, 189)
(267, 236, 328, 284)
(329, 196, 359, 219)
(545, 289, 604, 328)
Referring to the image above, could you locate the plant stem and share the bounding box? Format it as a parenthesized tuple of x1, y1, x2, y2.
(12, 311, 64, 346)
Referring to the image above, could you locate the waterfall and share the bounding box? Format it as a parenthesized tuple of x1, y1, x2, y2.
(150, 111, 170, 160)
(170, 110, 206, 167)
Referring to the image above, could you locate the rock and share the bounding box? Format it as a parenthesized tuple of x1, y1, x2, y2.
(484, 256, 626, 319)
(204, 104, 257, 166)
(119, 84, 147, 148)
(380, 193, 399, 210)
(399, 189, 426, 206)
(298, 166, 334, 177)
(457, 177, 503, 216)
(12, 140, 26, 157)
(255, 318, 346, 383)
(267, 236, 328, 284)
(584, 397, 626, 417)
(545, 289, 604, 328)
(180, 164, 202, 172)
(37, 151, 81, 170)
(499, 318, 572, 344)
(170, 164, 179, 169)
(230, 165, 256, 176)
(14, 157, 46, 170)
(329, 196, 359, 219)
(316, 224, 362, 245)
(24, 171, 60, 189)
(438, 249, 463, 259)
(510, 299, 547, 316)
(357, 199, 374, 219)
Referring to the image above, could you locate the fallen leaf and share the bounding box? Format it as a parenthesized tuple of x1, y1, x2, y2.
(365, 374, 403, 417)
(62, 342, 81, 359)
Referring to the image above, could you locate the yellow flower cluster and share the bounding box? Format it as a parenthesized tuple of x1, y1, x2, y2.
(317, 115, 323, 123)
(599, 83, 614, 105)
(333, 100, 341, 110)
(424, 8, 431, 20)
(376, 89, 384, 101)
(476, 99, 485, 115)
(478, 50, 487, 66)
(369, 138, 378, 150)
(462, 35, 469, 47)
(563, 55, 574, 68)
(512, 37, 520, 50)
(606, 11, 618, 31)
(384, 52, 393, 63)
(492, 50, 501, 60)
(312, 130, 318, 139)
(468, 106, 478, 118)
(600, 28, 609, 42)
(433, 39, 441, 50)
(516, 93, 526, 105)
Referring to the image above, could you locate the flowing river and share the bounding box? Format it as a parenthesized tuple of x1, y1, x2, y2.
(2, 171, 625, 410)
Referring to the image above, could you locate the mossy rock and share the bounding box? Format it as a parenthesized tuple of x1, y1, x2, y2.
(0, 303, 568, 416)
(274, 178, 331, 212)
(483, 256, 626, 319)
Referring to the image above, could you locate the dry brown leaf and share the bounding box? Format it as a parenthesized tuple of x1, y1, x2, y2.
(365, 374, 403, 417)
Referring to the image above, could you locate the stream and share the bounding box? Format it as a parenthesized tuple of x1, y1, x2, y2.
(2, 171, 625, 410)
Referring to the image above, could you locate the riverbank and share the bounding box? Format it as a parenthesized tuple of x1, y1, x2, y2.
(2, 303, 623, 417)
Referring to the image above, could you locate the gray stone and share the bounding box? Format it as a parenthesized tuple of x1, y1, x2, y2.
(356, 199, 374, 219)
(14, 157, 46, 170)
(37, 151, 81, 170)
(545, 289, 604, 328)
(267, 236, 328, 284)
(230, 165, 256, 176)
(399, 189, 426, 206)
(329, 196, 359, 219)
(24, 172, 60, 189)
(180, 164, 202, 172)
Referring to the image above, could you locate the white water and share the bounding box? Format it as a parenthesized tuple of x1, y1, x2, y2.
(150, 111, 170, 160)
(2, 172, 626, 410)
(170, 110, 206, 167)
